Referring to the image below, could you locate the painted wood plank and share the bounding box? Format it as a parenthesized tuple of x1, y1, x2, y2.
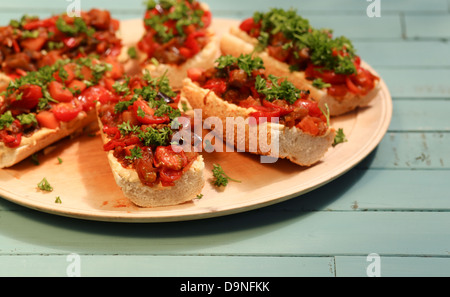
(353, 41, 450, 68)
(376, 68, 450, 99)
(405, 15, 450, 39)
(0, 255, 335, 277)
(307, 15, 402, 40)
(357, 132, 450, 169)
(289, 169, 450, 212)
(0, 210, 448, 257)
(335, 256, 450, 277)
(389, 99, 450, 132)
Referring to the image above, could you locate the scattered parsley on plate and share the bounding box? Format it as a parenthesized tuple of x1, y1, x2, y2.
(212, 164, 241, 187)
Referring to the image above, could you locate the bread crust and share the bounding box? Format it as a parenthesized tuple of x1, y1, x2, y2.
(182, 78, 335, 167)
(96, 106, 205, 208)
(220, 27, 381, 116)
(0, 109, 97, 169)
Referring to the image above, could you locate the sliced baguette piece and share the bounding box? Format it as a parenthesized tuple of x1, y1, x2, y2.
(182, 78, 335, 167)
(220, 27, 381, 116)
(0, 109, 96, 169)
(96, 110, 205, 208)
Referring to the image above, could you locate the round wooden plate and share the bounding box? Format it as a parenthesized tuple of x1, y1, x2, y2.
(0, 19, 392, 223)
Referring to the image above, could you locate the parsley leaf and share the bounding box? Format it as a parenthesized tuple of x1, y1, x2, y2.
(215, 54, 265, 76)
(212, 164, 241, 187)
(255, 75, 301, 104)
(138, 126, 173, 147)
(0, 111, 15, 130)
(37, 177, 53, 192)
(56, 17, 95, 37)
(333, 128, 347, 146)
(17, 113, 38, 126)
(125, 146, 143, 161)
(312, 78, 331, 89)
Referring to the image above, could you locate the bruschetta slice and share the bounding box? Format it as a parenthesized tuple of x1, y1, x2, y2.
(0, 56, 124, 168)
(136, 0, 219, 90)
(182, 54, 335, 167)
(0, 9, 123, 91)
(220, 8, 381, 116)
(96, 71, 204, 207)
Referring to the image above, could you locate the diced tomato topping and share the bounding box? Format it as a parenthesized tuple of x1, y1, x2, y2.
(10, 85, 42, 110)
(154, 146, 188, 171)
(159, 168, 183, 187)
(36, 110, 60, 129)
(296, 116, 325, 136)
(239, 17, 259, 34)
(51, 101, 82, 122)
(203, 78, 227, 96)
(327, 85, 348, 97)
(293, 99, 323, 118)
(78, 85, 117, 111)
(187, 68, 204, 82)
(305, 64, 347, 85)
(0, 130, 22, 148)
(48, 81, 74, 102)
(133, 100, 170, 125)
(68, 80, 87, 93)
(20, 36, 47, 51)
(53, 64, 76, 84)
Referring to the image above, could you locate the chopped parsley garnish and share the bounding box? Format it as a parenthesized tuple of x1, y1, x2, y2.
(56, 17, 95, 37)
(0, 111, 14, 130)
(17, 113, 38, 126)
(37, 177, 53, 192)
(55, 196, 62, 204)
(138, 126, 173, 147)
(216, 54, 265, 76)
(333, 128, 347, 146)
(212, 164, 241, 187)
(144, 0, 206, 43)
(125, 146, 143, 161)
(118, 121, 140, 136)
(252, 8, 357, 75)
(312, 78, 331, 89)
(255, 75, 302, 105)
(127, 46, 138, 59)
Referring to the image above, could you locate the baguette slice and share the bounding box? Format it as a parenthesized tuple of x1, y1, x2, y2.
(220, 27, 381, 116)
(0, 109, 96, 169)
(0, 57, 124, 168)
(95, 73, 205, 208)
(136, 1, 219, 90)
(182, 78, 335, 167)
(97, 116, 205, 208)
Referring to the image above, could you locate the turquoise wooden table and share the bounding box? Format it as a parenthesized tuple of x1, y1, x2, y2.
(0, 0, 449, 279)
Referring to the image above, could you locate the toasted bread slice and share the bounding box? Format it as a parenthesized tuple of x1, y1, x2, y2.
(182, 78, 335, 166)
(0, 109, 96, 168)
(220, 27, 381, 116)
(98, 118, 205, 208)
